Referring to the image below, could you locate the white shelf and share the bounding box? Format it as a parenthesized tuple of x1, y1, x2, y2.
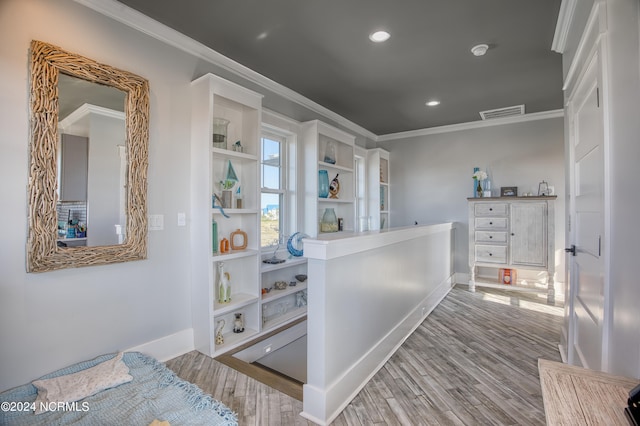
(318, 198, 354, 204)
(212, 208, 259, 215)
(214, 327, 259, 353)
(212, 249, 259, 261)
(260, 256, 307, 273)
(263, 307, 307, 331)
(214, 292, 259, 315)
(211, 147, 258, 162)
(472, 279, 549, 293)
(318, 161, 354, 173)
(261, 282, 308, 304)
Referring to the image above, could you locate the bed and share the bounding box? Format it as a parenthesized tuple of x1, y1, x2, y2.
(0, 352, 237, 425)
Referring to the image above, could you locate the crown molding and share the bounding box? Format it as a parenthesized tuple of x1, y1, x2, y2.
(552, 0, 578, 53)
(377, 109, 564, 142)
(73, 0, 377, 141)
(59, 103, 125, 133)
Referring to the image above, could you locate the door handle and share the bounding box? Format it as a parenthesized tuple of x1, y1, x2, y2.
(565, 245, 576, 256)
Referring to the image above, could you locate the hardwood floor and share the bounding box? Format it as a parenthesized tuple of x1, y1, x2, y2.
(166, 285, 563, 425)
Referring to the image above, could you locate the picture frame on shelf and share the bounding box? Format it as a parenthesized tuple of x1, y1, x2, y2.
(500, 186, 518, 197)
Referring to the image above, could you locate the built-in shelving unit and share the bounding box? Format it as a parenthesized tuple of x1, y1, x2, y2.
(190, 73, 263, 357)
(367, 148, 390, 230)
(260, 257, 308, 331)
(301, 120, 356, 236)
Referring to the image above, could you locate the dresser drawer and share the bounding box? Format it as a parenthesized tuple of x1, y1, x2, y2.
(474, 203, 507, 216)
(475, 231, 507, 243)
(475, 245, 507, 263)
(475, 217, 508, 230)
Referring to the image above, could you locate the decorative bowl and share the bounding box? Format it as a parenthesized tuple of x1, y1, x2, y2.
(295, 274, 307, 282)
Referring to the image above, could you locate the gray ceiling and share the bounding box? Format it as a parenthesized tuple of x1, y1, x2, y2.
(116, 0, 564, 136)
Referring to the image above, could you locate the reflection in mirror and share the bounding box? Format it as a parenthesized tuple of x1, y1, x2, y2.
(27, 40, 149, 272)
(57, 74, 127, 247)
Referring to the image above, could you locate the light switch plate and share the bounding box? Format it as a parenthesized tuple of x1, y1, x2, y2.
(148, 214, 164, 231)
(177, 212, 186, 226)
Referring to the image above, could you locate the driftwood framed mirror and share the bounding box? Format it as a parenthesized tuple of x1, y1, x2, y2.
(27, 40, 149, 272)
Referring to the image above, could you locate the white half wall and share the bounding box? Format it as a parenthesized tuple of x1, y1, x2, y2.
(301, 223, 455, 424)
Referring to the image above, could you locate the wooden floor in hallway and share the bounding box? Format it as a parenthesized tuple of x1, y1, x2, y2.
(166, 285, 564, 425)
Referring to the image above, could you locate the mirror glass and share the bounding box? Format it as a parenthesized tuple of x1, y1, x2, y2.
(58, 73, 127, 247)
(27, 40, 149, 272)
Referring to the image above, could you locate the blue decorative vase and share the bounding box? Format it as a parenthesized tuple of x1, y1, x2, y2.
(473, 167, 480, 197)
(318, 170, 329, 198)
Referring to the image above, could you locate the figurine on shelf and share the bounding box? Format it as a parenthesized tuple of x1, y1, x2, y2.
(215, 319, 225, 345)
(329, 173, 340, 199)
(296, 290, 308, 308)
(233, 313, 245, 333)
(217, 262, 231, 303)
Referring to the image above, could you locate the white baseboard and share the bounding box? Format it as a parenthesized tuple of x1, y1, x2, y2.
(125, 328, 195, 362)
(302, 275, 454, 425)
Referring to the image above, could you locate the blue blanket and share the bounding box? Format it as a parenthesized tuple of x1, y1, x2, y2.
(0, 352, 237, 426)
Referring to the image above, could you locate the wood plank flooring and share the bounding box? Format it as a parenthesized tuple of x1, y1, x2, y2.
(166, 285, 563, 425)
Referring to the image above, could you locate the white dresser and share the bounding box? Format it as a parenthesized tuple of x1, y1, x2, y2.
(468, 196, 556, 301)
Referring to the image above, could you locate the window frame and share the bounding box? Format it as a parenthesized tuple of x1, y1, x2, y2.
(260, 125, 295, 249)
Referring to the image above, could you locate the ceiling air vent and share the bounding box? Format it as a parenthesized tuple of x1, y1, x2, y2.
(479, 104, 525, 120)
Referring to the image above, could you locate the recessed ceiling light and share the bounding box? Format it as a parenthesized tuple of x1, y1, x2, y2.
(471, 44, 489, 56)
(369, 30, 390, 43)
(426, 100, 440, 107)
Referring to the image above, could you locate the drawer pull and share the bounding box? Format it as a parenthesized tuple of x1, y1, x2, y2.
(489, 253, 492, 256)
(489, 236, 493, 239)
(489, 222, 493, 225)
(489, 208, 493, 211)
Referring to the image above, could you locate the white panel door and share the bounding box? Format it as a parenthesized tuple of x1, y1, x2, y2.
(568, 50, 605, 370)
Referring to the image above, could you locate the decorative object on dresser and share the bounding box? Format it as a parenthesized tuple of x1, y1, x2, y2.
(468, 196, 556, 302)
(538, 180, 550, 196)
(500, 186, 518, 197)
(472, 169, 488, 198)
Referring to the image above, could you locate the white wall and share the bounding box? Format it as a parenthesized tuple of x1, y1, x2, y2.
(0, 0, 199, 391)
(87, 113, 124, 246)
(379, 117, 566, 284)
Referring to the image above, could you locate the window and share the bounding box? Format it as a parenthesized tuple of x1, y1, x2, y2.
(261, 131, 287, 247)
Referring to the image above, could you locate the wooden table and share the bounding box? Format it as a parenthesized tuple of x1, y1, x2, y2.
(539, 359, 640, 425)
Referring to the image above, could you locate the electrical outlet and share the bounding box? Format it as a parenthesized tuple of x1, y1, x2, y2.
(177, 212, 186, 226)
(148, 214, 164, 231)
(264, 344, 272, 354)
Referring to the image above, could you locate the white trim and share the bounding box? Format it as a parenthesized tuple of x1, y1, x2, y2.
(59, 103, 125, 131)
(73, 0, 377, 141)
(563, 2, 607, 93)
(552, 0, 578, 53)
(377, 109, 564, 142)
(125, 328, 195, 362)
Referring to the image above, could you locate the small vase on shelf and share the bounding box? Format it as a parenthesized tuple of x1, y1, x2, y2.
(320, 208, 339, 233)
(318, 170, 329, 198)
(477, 180, 483, 198)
